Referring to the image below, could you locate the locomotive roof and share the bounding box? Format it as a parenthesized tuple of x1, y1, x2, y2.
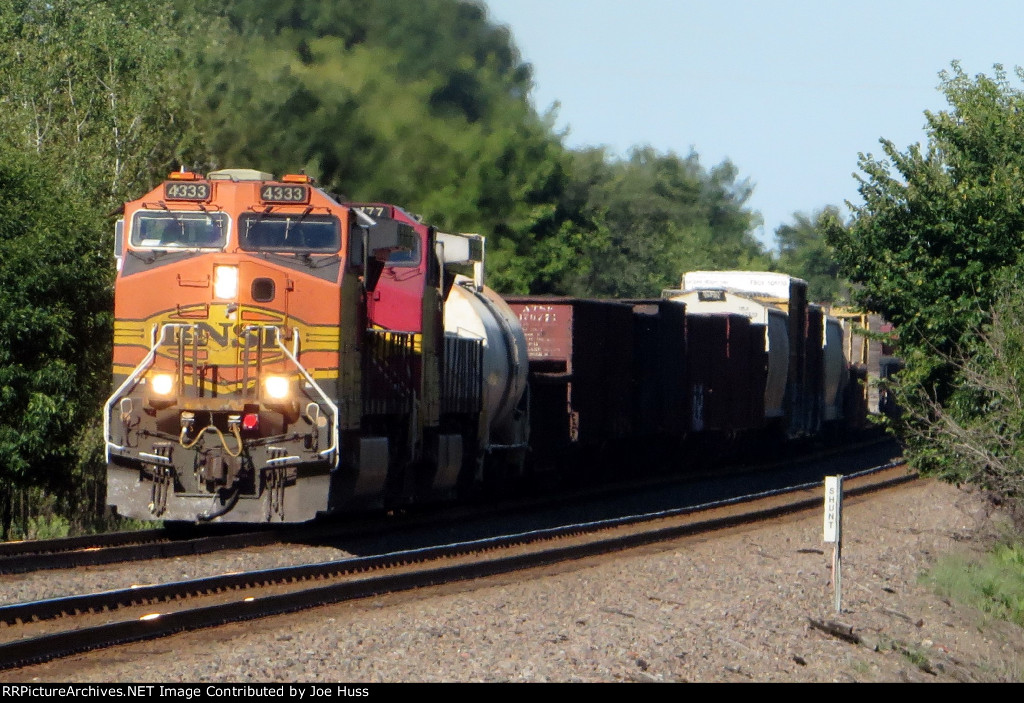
(206, 168, 275, 181)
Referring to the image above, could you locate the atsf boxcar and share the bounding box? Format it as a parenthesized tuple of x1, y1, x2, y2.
(504, 298, 636, 463)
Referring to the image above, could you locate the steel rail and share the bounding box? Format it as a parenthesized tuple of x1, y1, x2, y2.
(0, 462, 914, 670)
(0, 434, 897, 575)
(0, 529, 166, 558)
(0, 529, 289, 575)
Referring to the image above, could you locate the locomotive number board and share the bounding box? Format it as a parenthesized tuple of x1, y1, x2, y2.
(260, 184, 310, 204)
(352, 205, 394, 219)
(164, 182, 211, 201)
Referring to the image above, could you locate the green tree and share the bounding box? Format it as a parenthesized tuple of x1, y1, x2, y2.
(0, 0, 215, 534)
(774, 207, 847, 303)
(825, 63, 1024, 501)
(0, 146, 111, 537)
(0, 0, 215, 207)
(191, 0, 582, 293)
(895, 272, 1024, 522)
(568, 146, 768, 298)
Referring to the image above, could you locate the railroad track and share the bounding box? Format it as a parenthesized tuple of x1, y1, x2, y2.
(0, 505, 503, 575)
(0, 460, 913, 671)
(0, 526, 290, 575)
(0, 433, 898, 576)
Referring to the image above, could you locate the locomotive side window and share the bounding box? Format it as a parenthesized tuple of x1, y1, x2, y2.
(384, 235, 421, 267)
(350, 204, 420, 266)
(239, 213, 340, 253)
(131, 212, 228, 249)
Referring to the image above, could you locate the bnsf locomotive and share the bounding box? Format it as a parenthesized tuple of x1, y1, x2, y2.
(106, 169, 887, 524)
(106, 168, 527, 522)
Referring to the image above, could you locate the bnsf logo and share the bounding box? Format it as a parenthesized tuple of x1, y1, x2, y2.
(162, 322, 280, 348)
(114, 306, 340, 371)
(150, 308, 289, 366)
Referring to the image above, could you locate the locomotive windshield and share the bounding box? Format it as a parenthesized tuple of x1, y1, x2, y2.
(131, 211, 228, 249)
(239, 213, 340, 253)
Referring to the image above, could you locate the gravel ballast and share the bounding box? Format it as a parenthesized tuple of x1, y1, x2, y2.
(2, 477, 1023, 683)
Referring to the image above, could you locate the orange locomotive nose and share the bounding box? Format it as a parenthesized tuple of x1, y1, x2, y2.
(106, 168, 348, 523)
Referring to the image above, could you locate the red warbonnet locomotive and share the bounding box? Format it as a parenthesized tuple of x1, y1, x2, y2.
(106, 168, 889, 524)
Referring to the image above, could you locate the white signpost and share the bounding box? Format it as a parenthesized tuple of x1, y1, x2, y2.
(824, 475, 843, 613)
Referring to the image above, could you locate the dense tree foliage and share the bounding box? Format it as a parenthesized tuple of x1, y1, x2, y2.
(0, 145, 111, 537)
(0, 0, 213, 208)
(826, 63, 1024, 507)
(896, 276, 1024, 515)
(185, 0, 771, 296)
(0, 0, 214, 535)
(565, 146, 769, 298)
(188, 0, 584, 293)
(773, 207, 848, 303)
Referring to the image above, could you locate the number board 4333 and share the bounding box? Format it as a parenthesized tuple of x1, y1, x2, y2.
(164, 182, 211, 201)
(260, 184, 310, 204)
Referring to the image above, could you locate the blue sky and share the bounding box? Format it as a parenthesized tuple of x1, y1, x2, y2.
(484, 0, 1024, 248)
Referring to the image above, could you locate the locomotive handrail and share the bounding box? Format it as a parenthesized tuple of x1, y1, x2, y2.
(266, 325, 340, 468)
(107, 322, 338, 468)
(104, 323, 197, 461)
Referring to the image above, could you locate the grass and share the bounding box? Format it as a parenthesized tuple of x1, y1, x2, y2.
(896, 643, 933, 673)
(21, 513, 71, 540)
(923, 541, 1024, 627)
(3, 512, 157, 542)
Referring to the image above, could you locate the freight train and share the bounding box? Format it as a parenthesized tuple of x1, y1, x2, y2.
(105, 169, 887, 523)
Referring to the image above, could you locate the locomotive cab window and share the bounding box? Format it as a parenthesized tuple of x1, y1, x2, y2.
(131, 212, 228, 249)
(239, 213, 340, 253)
(384, 234, 421, 267)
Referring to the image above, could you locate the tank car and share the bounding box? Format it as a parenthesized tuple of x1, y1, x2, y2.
(105, 169, 526, 523)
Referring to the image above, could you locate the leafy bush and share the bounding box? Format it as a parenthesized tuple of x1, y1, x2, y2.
(827, 64, 1024, 514)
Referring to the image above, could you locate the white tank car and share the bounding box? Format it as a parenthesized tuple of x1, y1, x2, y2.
(443, 275, 528, 444)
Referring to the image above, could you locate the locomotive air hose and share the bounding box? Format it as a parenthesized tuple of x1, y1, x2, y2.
(196, 485, 241, 522)
(179, 424, 243, 457)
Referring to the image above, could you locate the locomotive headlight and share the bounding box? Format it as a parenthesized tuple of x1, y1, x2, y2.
(213, 265, 239, 300)
(263, 375, 291, 400)
(151, 373, 175, 396)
